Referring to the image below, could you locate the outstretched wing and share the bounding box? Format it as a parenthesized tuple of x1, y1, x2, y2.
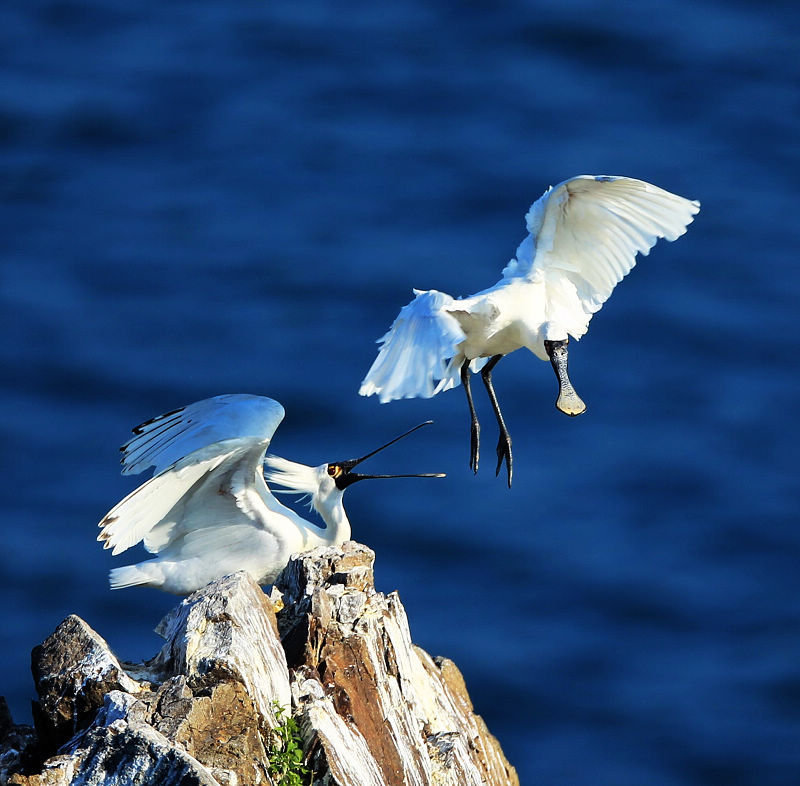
(99, 444, 233, 555)
(359, 289, 466, 402)
(100, 394, 286, 555)
(505, 175, 700, 338)
(99, 438, 281, 556)
(121, 394, 285, 476)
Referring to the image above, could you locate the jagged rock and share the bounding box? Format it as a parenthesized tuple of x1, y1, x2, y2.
(31, 615, 142, 755)
(152, 571, 291, 729)
(0, 699, 37, 786)
(277, 543, 517, 786)
(9, 691, 219, 786)
(1, 541, 517, 786)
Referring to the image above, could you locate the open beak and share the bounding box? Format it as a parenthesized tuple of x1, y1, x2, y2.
(330, 421, 446, 490)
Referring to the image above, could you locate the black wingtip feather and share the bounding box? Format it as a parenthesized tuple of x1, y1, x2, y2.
(131, 406, 185, 434)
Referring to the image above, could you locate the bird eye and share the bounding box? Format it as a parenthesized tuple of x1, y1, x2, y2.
(327, 465, 342, 478)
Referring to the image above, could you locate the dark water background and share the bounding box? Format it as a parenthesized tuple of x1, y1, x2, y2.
(2, 1, 799, 783)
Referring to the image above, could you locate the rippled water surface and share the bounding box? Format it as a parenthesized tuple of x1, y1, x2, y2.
(1, 2, 799, 784)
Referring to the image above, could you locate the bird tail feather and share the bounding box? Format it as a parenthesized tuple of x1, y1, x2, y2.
(109, 563, 160, 590)
(359, 290, 466, 403)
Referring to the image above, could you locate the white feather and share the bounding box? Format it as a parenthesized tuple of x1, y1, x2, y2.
(360, 175, 699, 483)
(98, 448, 230, 556)
(359, 289, 477, 403)
(109, 564, 157, 590)
(361, 175, 700, 392)
(517, 175, 700, 338)
(98, 395, 353, 594)
(264, 456, 348, 528)
(121, 394, 284, 476)
(263, 456, 321, 496)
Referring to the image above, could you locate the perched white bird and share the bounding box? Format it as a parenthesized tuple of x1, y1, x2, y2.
(360, 175, 700, 486)
(97, 394, 444, 594)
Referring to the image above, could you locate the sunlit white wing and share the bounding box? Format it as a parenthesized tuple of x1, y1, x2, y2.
(121, 394, 285, 476)
(98, 438, 269, 555)
(359, 289, 467, 402)
(507, 175, 700, 338)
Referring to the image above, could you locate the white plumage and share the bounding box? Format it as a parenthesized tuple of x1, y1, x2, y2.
(98, 394, 443, 594)
(360, 175, 700, 486)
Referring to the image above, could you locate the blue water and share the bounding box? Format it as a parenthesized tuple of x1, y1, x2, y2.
(1, 1, 799, 783)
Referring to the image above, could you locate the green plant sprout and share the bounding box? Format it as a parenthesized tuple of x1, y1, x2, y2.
(268, 702, 311, 786)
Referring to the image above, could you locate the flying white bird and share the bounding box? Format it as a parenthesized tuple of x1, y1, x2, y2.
(360, 175, 700, 487)
(97, 394, 444, 594)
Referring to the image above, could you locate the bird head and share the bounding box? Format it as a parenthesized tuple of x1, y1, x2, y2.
(264, 421, 445, 519)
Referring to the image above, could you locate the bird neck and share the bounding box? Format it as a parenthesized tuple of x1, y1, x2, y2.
(312, 495, 352, 546)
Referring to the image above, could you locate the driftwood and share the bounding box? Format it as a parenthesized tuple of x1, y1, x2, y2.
(1, 542, 517, 786)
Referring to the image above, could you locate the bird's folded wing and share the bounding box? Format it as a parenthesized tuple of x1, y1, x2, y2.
(168, 523, 276, 560)
(510, 175, 700, 337)
(121, 394, 285, 476)
(359, 289, 466, 402)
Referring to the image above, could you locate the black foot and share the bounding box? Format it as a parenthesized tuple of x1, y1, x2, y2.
(495, 431, 512, 488)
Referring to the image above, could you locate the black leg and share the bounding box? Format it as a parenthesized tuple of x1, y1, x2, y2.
(480, 354, 513, 488)
(461, 360, 480, 474)
(544, 339, 587, 416)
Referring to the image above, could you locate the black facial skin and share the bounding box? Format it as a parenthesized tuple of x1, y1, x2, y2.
(325, 422, 445, 490)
